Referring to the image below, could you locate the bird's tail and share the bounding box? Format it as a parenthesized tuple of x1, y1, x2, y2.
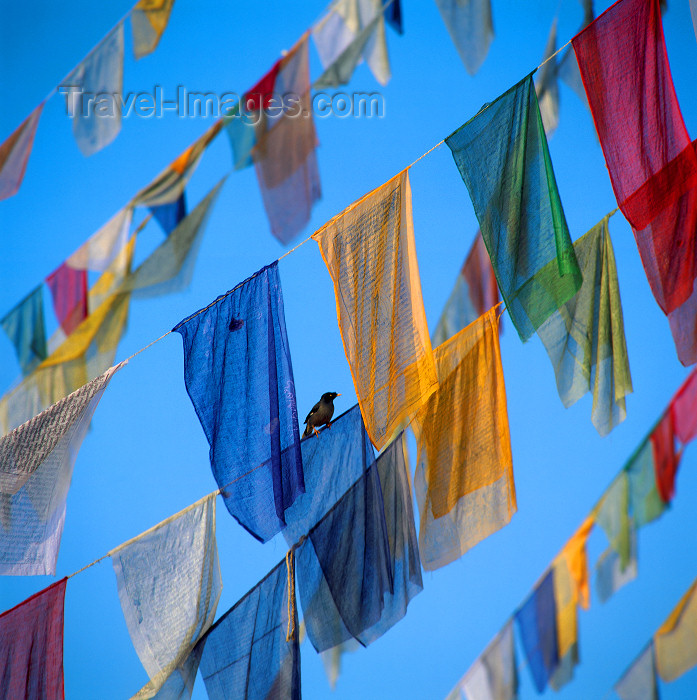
(302, 423, 312, 439)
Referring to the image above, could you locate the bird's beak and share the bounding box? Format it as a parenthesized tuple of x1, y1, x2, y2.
(337, 393, 341, 397)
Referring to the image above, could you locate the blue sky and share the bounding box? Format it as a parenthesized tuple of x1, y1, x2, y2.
(1, 1, 696, 698)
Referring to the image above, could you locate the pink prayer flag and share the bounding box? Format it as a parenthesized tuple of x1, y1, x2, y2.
(45, 262, 88, 335)
(463, 232, 500, 325)
(650, 412, 680, 504)
(0, 578, 67, 700)
(670, 368, 697, 445)
(0, 103, 43, 201)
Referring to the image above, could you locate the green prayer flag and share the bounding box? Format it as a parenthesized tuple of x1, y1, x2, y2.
(0, 284, 48, 375)
(625, 438, 667, 528)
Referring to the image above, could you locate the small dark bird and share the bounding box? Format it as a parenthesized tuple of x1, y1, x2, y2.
(302, 392, 340, 438)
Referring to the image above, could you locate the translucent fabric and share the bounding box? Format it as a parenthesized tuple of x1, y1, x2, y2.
(535, 19, 559, 136)
(446, 75, 581, 342)
(0, 365, 119, 575)
(670, 368, 697, 445)
(125, 179, 225, 299)
(692, 0, 697, 41)
(668, 280, 697, 366)
(615, 643, 659, 700)
(573, 0, 697, 316)
(0, 578, 67, 699)
(196, 556, 300, 700)
(313, 169, 437, 450)
(650, 412, 679, 504)
(432, 232, 500, 347)
(45, 262, 88, 336)
(446, 621, 517, 700)
(173, 262, 304, 543)
(433, 0, 493, 76)
(595, 533, 638, 605)
(131, 0, 175, 60)
(110, 494, 222, 699)
(66, 207, 133, 272)
(0, 102, 43, 200)
(413, 308, 515, 571)
(1, 284, 48, 375)
(150, 192, 186, 236)
(625, 439, 667, 529)
(654, 578, 697, 682)
(536, 215, 632, 436)
(65, 24, 124, 157)
(514, 569, 559, 694)
(594, 472, 631, 569)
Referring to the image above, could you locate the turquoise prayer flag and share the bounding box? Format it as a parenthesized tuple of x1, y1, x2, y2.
(0, 284, 48, 375)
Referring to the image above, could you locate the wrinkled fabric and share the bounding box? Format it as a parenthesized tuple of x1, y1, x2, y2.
(557, 1, 594, 110)
(654, 578, 697, 682)
(535, 19, 559, 136)
(196, 556, 300, 700)
(64, 24, 124, 156)
(432, 231, 500, 347)
(111, 494, 222, 699)
(446, 621, 517, 700)
(596, 533, 638, 605)
(0, 103, 43, 200)
(446, 74, 581, 341)
(0, 578, 67, 699)
(150, 192, 186, 236)
(669, 368, 697, 445)
(313, 169, 437, 450)
(594, 472, 631, 569)
(45, 262, 88, 336)
(66, 207, 133, 273)
(650, 412, 679, 504)
(1, 284, 48, 375)
(131, 0, 176, 59)
(385, 0, 403, 34)
(515, 570, 559, 694)
(668, 281, 697, 366)
(173, 262, 304, 542)
(615, 643, 659, 700)
(414, 308, 515, 571)
(625, 439, 667, 529)
(0, 366, 119, 575)
(536, 215, 632, 436)
(433, 0, 493, 76)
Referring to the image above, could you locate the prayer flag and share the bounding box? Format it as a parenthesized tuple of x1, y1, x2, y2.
(196, 556, 300, 700)
(385, 0, 403, 34)
(595, 534, 638, 605)
(557, 1, 593, 110)
(1, 284, 48, 375)
(0, 365, 120, 575)
(625, 439, 667, 529)
(433, 0, 494, 76)
(414, 308, 515, 571)
(64, 24, 125, 156)
(615, 643, 659, 700)
(670, 368, 697, 445)
(0, 103, 43, 200)
(654, 578, 697, 682)
(45, 262, 88, 336)
(111, 494, 222, 699)
(535, 19, 560, 136)
(536, 215, 632, 436)
(173, 262, 304, 543)
(0, 578, 67, 699)
(313, 169, 437, 450)
(131, 0, 176, 60)
(66, 206, 133, 272)
(650, 412, 679, 504)
(594, 472, 631, 569)
(150, 192, 186, 236)
(446, 74, 581, 341)
(668, 284, 697, 366)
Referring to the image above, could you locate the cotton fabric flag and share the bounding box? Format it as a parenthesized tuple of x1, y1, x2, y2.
(595, 533, 638, 605)
(0, 365, 119, 575)
(535, 19, 560, 136)
(670, 368, 697, 445)
(66, 206, 133, 272)
(131, 0, 176, 59)
(446, 74, 581, 342)
(385, 0, 403, 34)
(0, 103, 43, 200)
(45, 262, 88, 336)
(64, 24, 124, 156)
(313, 169, 437, 450)
(668, 282, 697, 366)
(556, 1, 594, 110)
(196, 556, 300, 700)
(432, 232, 500, 347)
(650, 412, 679, 504)
(1, 284, 48, 375)
(111, 494, 222, 699)
(515, 570, 559, 694)
(594, 471, 631, 569)
(0, 578, 67, 699)
(173, 262, 304, 543)
(150, 192, 186, 236)
(654, 578, 697, 682)
(433, 0, 493, 76)
(536, 215, 632, 436)
(625, 438, 667, 529)
(446, 621, 517, 700)
(414, 308, 515, 571)
(615, 643, 659, 700)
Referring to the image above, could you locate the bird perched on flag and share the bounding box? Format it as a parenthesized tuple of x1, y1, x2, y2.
(302, 392, 340, 438)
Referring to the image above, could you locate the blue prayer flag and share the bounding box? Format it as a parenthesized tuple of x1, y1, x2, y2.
(385, 0, 404, 34)
(0, 284, 47, 375)
(150, 191, 187, 236)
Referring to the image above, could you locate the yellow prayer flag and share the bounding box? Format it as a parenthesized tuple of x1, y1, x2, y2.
(131, 0, 176, 60)
(655, 578, 697, 682)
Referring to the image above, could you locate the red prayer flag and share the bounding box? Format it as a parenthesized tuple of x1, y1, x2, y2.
(0, 103, 43, 201)
(45, 263, 88, 336)
(462, 232, 501, 328)
(0, 578, 67, 700)
(650, 412, 680, 504)
(670, 368, 697, 445)
(244, 59, 282, 111)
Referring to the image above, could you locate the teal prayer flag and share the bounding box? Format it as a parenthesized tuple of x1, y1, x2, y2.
(1, 284, 48, 375)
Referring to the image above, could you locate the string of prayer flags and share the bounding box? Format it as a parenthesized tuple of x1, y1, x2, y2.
(432, 231, 500, 347)
(173, 262, 304, 543)
(0, 365, 120, 575)
(0, 103, 43, 201)
(614, 643, 659, 700)
(131, 0, 176, 60)
(66, 206, 133, 273)
(312, 0, 391, 87)
(446, 74, 582, 342)
(433, 0, 493, 76)
(0, 284, 48, 376)
(654, 578, 697, 682)
(445, 621, 517, 700)
(150, 192, 186, 236)
(413, 308, 515, 571)
(0, 578, 67, 699)
(595, 530, 638, 605)
(669, 368, 697, 445)
(536, 215, 632, 436)
(312, 169, 437, 451)
(64, 24, 125, 157)
(195, 555, 300, 700)
(625, 437, 670, 529)
(45, 263, 88, 336)
(110, 494, 222, 699)
(535, 18, 560, 136)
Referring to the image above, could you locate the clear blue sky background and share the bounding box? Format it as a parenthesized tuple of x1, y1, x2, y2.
(1, 1, 696, 698)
